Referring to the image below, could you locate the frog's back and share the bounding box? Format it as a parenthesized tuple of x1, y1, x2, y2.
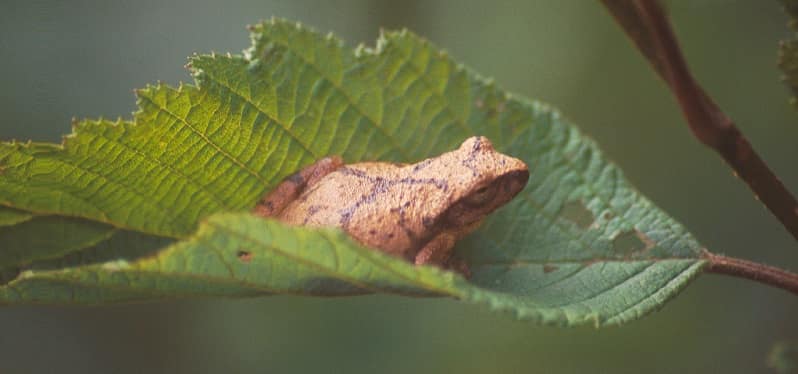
(280, 162, 399, 227)
(277, 162, 420, 259)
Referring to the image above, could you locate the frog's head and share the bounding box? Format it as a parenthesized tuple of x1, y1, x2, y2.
(437, 136, 529, 227)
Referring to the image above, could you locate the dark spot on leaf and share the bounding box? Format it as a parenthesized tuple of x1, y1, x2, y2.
(611, 230, 656, 255)
(559, 200, 594, 229)
(237, 250, 253, 263)
(543, 264, 558, 274)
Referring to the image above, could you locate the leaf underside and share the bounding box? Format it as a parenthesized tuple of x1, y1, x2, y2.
(0, 19, 705, 326)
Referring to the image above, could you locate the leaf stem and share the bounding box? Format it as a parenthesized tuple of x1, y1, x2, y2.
(601, 0, 798, 243)
(701, 250, 798, 295)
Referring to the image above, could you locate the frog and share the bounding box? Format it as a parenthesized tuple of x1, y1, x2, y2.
(253, 136, 529, 275)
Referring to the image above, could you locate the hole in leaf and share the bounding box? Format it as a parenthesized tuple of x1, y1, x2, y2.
(543, 264, 559, 274)
(559, 200, 595, 229)
(611, 230, 655, 255)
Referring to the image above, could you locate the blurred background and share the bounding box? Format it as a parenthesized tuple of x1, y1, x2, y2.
(1, 0, 797, 373)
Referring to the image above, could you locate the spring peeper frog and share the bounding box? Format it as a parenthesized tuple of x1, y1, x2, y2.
(253, 136, 529, 275)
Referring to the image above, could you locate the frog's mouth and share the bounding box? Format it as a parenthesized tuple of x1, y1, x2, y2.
(443, 169, 530, 227)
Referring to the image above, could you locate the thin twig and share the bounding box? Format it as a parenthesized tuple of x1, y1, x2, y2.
(702, 250, 798, 295)
(601, 0, 798, 243)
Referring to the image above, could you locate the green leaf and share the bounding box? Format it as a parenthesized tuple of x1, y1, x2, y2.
(0, 214, 704, 326)
(0, 207, 34, 227)
(0, 205, 117, 280)
(0, 215, 114, 269)
(3, 215, 454, 303)
(0, 19, 706, 326)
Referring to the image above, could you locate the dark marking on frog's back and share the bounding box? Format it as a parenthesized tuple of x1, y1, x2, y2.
(335, 167, 451, 228)
(460, 137, 484, 177)
(339, 166, 368, 178)
(412, 159, 434, 173)
(393, 202, 427, 248)
(471, 137, 483, 153)
(302, 204, 326, 224)
(339, 210, 354, 226)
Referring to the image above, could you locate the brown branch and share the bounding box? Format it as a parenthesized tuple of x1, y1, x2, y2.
(702, 250, 798, 295)
(601, 0, 798, 243)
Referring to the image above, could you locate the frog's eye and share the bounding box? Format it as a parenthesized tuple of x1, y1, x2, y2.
(463, 183, 497, 207)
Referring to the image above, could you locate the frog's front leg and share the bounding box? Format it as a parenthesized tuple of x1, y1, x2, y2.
(253, 156, 343, 217)
(414, 233, 470, 277)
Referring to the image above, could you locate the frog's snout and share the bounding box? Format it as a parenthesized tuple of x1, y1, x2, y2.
(507, 169, 529, 183)
(503, 168, 530, 196)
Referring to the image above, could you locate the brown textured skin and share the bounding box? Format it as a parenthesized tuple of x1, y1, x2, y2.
(254, 136, 529, 273)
